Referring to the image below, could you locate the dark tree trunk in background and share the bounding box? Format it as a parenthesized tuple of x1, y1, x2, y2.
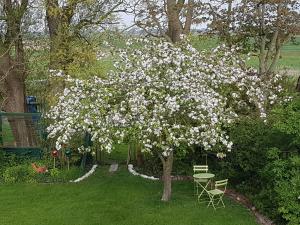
(160, 152, 174, 201)
(296, 76, 300, 92)
(166, 0, 194, 43)
(46, 0, 75, 69)
(46, 0, 61, 68)
(183, 0, 194, 35)
(136, 143, 144, 167)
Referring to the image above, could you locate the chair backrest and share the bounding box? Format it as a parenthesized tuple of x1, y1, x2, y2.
(193, 165, 208, 174)
(215, 179, 228, 191)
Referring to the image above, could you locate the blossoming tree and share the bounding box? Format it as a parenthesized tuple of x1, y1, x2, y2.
(47, 38, 284, 201)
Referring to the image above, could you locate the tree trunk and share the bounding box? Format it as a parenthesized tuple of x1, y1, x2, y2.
(126, 143, 131, 165)
(160, 151, 174, 202)
(183, 0, 194, 35)
(4, 76, 31, 147)
(166, 0, 183, 43)
(46, 0, 62, 69)
(136, 143, 144, 167)
(0, 0, 33, 147)
(0, 57, 32, 147)
(258, 3, 267, 76)
(296, 76, 300, 92)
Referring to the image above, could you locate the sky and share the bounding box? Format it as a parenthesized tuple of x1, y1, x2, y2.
(119, 13, 135, 27)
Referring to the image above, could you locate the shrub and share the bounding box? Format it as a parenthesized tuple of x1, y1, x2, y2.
(216, 97, 300, 224)
(3, 164, 36, 184)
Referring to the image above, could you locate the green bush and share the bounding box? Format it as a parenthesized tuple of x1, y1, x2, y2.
(273, 155, 300, 225)
(216, 97, 300, 224)
(0, 151, 83, 184)
(3, 164, 36, 184)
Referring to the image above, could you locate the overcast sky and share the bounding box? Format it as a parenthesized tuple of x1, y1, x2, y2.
(119, 13, 134, 27)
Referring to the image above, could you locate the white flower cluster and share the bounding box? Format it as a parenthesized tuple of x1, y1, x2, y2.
(96, 50, 109, 61)
(77, 146, 92, 154)
(46, 38, 285, 157)
(49, 69, 65, 78)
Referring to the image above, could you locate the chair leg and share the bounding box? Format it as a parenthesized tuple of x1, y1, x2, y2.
(198, 188, 204, 199)
(207, 195, 216, 210)
(214, 195, 225, 208)
(198, 188, 211, 203)
(216, 195, 225, 208)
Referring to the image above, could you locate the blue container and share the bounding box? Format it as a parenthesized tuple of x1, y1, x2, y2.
(26, 96, 37, 113)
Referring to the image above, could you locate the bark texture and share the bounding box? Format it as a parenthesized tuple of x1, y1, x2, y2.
(46, 0, 73, 69)
(257, 2, 292, 76)
(160, 152, 174, 201)
(0, 0, 32, 146)
(141, 0, 195, 43)
(166, 0, 194, 43)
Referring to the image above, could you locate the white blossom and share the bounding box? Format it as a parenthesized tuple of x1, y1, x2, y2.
(46, 38, 285, 157)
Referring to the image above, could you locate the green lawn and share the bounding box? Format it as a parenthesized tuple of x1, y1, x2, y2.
(2, 122, 14, 144)
(0, 166, 258, 225)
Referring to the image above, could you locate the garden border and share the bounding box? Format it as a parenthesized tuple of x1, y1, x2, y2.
(70, 164, 98, 183)
(128, 164, 159, 180)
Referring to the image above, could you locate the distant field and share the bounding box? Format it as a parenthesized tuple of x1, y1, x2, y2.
(279, 37, 300, 70)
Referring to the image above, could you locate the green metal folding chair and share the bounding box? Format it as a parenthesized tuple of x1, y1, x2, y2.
(193, 165, 208, 196)
(206, 179, 228, 210)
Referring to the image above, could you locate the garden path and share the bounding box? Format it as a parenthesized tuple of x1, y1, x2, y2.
(109, 163, 118, 172)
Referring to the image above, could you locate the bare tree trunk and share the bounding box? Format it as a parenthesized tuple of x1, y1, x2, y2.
(160, 151, 174, 202)
(0, 0, 33, 147)
(136, 143, 144, 167)
(126, 143, 131, 165)
(296, 76, 300, 92)
(46, 0, 60, 68)
(225, 0, 233, 45)
(183, 0, 194, 35)
(258, 3, 267, 76)
(166, 0, 183, 43)
(46, 0, 74, 70)
(0, 56, 31, 146)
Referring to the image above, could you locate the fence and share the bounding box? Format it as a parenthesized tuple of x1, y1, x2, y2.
(0, 112, 44, 158)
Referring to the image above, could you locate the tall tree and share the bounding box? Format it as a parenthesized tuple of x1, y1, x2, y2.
(47, 38, 284, 201)
(45, 0, 124, 70)
(130, 0, 204, 42)
(208, 0, 300, 76)
(0, 0, 33, 146)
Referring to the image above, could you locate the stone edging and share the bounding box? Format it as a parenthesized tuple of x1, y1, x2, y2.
(225, 189, 274, 225)
(127, 164, 159, 180)
(70, 164, 98, 183)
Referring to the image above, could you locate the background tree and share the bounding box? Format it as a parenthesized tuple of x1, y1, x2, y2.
(207, 0, 300, 76)
(129, 0, 205, 42)
(45, 0, 124, 70)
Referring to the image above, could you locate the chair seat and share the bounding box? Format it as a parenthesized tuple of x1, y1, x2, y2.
(208, 189, 224, 195)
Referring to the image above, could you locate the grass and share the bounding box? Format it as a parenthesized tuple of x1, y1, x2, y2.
(0, 165, 258, 225)
(2, 122, 14, 144)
